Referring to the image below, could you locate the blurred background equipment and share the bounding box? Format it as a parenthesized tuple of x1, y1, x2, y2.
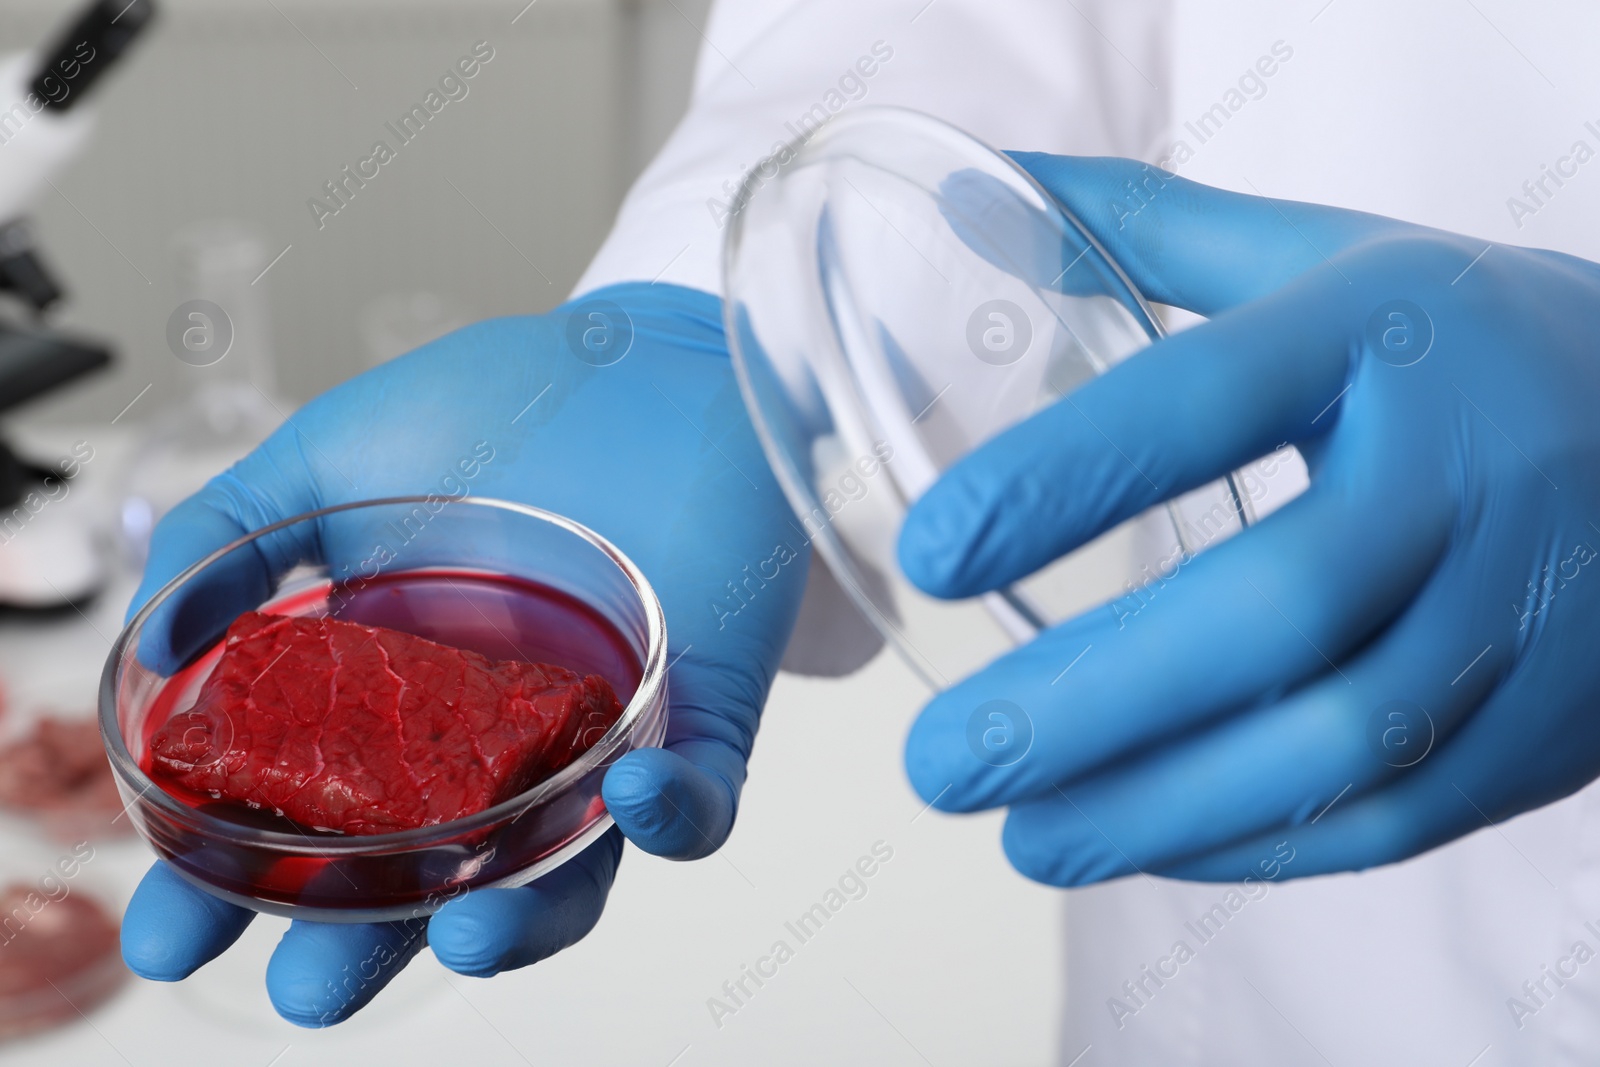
(0, 0, 155, 610)
(117, 220, 284, 567)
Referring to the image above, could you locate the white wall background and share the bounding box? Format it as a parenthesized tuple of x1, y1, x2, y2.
(8, 0, 706, 423)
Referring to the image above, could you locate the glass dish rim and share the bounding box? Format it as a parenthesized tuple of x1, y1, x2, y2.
(97, 494, 668, 856)
(721, 104, 1170, 356)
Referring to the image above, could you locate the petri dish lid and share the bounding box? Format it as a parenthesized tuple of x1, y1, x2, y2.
(724, 106, 1251, 690)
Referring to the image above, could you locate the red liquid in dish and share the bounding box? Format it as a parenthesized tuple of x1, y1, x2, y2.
(134, 570, 642, 907)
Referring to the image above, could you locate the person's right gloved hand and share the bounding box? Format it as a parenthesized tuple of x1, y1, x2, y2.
(118, 282, 807, 1026)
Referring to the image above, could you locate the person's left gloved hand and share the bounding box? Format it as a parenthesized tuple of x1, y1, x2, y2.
(118, 282, 806, 1025)
(898, 154, 1600, 886)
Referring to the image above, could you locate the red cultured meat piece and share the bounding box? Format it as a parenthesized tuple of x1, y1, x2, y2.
(0, 715, 129, 841)
(148, 612, 624, 834)
(0, 885, 124, 1038)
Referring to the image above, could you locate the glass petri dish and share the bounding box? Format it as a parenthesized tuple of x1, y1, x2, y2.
(99, 496, 667, 923)
(0, 835, 126, 1040)
(725, 106, 1253, 689)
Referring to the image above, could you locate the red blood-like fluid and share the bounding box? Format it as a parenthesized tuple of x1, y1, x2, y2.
(146, 611, 624, 835)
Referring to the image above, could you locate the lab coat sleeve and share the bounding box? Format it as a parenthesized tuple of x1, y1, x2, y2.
(573, 0, 1173, 300)
(574, 0, 1174, 675)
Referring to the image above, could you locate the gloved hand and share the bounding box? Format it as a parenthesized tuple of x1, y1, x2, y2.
(898, 154, 1600, 886)
(119, 282, 806, 1025)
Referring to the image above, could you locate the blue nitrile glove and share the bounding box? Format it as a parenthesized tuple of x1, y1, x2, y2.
(119, 282, 807, 1025)
(899, 153, 1600, 886)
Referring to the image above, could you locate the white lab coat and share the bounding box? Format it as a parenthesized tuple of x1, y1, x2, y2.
(576, 1, 1600, 1062)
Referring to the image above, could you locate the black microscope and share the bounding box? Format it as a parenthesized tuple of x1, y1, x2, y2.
(0, 0, 155, 610)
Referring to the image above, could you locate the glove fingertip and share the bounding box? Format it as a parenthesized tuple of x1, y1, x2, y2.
(272, 1005, 338, 1029)
(1003, 149, 1056, 177)
(429, 895, 512, 978)
(899, 480, 988, 599)
(265, 920, 426, 1028)
(264, 963, 343, 1029)
(1001, 801, 1132, 888)
(1004, 152, 1138, 210)
(121, 862, 254, 981)
(603, 749, 732, 859)
(896, 518, 962, 598)
(1001, 805, 1077, 887)
(903, 706, 979, 813)
(433, 832, 623, 977)
(121, 932, 199, 983)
